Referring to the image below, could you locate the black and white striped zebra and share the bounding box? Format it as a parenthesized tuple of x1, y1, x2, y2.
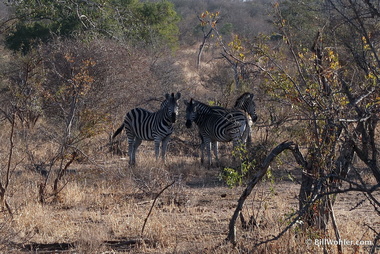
(232, 92, 258, 144)
(112, 92, 181, 165)
(185, 93, 258, 166)
(184, 98, 250, 167)
(233, 92, 257, 123)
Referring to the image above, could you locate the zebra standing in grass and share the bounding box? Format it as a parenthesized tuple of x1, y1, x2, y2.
(112, 92, 181, 165)
(184, 93, 257, 167)
(232, 92, 258, 144)
(184, 99, 247, 167)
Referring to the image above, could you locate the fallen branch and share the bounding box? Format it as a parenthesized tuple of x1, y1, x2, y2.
(226, 141, 305, 244)
(141, 180, 176, 236)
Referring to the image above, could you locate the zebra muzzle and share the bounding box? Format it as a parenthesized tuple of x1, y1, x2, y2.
(171, 113, 177, 122)
(185, 120, 192, 128)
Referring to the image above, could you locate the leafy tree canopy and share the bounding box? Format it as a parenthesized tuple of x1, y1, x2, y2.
(5, 0, 180, 53)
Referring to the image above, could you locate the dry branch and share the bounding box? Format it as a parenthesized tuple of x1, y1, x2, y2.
(0, 112, 15, 216)
(141, 180, 176, 236)
(226, 141, 305, 244)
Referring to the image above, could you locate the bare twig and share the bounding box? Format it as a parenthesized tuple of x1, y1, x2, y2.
(141, 180, 176, 236)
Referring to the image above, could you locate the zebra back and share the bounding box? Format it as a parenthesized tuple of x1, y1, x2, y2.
(185, 99, 248, 142)
(123, 92, 181, 141)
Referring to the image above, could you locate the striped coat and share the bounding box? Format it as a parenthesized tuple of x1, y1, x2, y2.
(113, 92, 181, 165)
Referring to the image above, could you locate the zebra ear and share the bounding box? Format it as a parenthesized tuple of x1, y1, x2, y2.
(175, 92, 181, 100)
(184, 100, 189, 106)
(165, 93, 170, 100)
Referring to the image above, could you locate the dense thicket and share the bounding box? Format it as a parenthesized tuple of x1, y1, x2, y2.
(3, 0, 180, 53)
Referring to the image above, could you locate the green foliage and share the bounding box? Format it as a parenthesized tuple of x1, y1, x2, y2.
(5, 23, 49, 54)
(6, 0, 83, 53)
(220, 144, 257, 187)
(220, 23, 233, 35)
(263, 167, 276, 194)
(278, 0, 327, 48)
(5, 0, 180, 53)
(136, 0, 180, 47)
(221, 167, 243, 187)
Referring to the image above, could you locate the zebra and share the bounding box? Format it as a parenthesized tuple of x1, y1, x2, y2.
(231, 92, 258, 145)
(233, 92, 257, 123)
(185, 93, 258, 166)
(184, 98, 250, 167)
(112, 92, 181, 165)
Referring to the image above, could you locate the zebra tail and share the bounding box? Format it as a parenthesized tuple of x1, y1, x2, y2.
(112, 123, 124, 139)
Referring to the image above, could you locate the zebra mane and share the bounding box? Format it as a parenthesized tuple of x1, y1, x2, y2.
(160, 99, 169, 109)
(233, 92, 257, 122)
(234, 92, 253, 108)
(192, 100, 216, 115)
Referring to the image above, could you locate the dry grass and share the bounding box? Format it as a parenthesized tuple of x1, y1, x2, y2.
(0, 141, 377, 254)
(0, 125, 377, 253)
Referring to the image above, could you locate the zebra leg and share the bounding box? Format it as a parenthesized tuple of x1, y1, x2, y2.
(247, 130, 252, 148)
(127, 137, 135, 165)
(212, 141, 219, 165)
(130, 138, 142, 165)
(199, 134, 205, 165)
(204, 138, 212, 167)
(154, 137, 162, 161)
(160, 135, 171, 162)
(200, 140, 205, 165)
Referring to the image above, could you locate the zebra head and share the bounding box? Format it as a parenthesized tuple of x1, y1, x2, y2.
(163, 92, 181, 123)
(184, 98, 197, 128)
(185, 99, 217, 128)
(234, 92, 258, 122)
